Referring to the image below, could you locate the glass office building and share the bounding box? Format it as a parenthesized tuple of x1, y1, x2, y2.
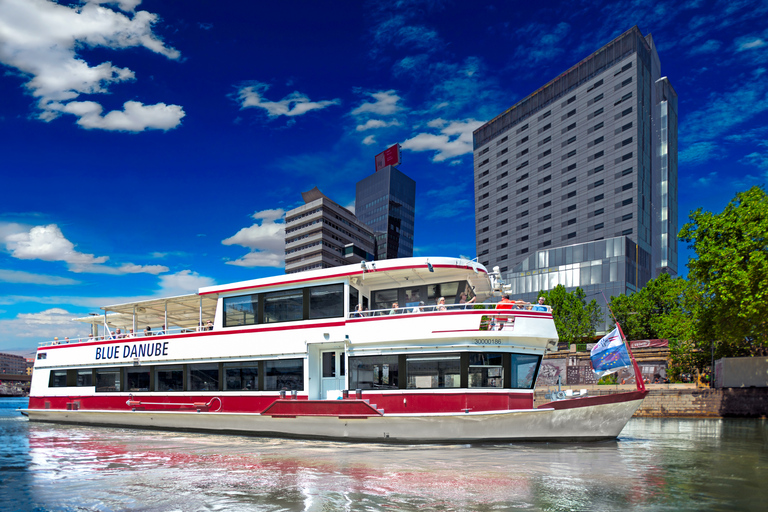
(355, 165, 416, 260)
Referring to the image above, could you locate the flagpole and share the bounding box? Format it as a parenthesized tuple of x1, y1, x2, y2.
(601, 292, 645, 393)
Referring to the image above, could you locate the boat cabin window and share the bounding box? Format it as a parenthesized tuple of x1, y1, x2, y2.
(95, 369, 120, 392)
(224, 362, 259, 391)
(264, 289, 303, 323)
(512, 354, 539, 388)
(348, 286, 359, 313)
(156, 365, 183, 392)
(468, 353, 504, 388)
(49, 369, 67, 388)
(126, 367, 150, 392)
(406, 353, 461, 389)
(189, 363, 219, 391)
(349, 355, 399, 390)
(76, 369, 93, 387)
(223, 294, 258, 327)
(264, 359, 304, 391)
(309, 284, 344, 319)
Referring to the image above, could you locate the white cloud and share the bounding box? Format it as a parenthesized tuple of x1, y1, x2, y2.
(0, 269, 80, 286)
(158, 270, 216, 296)
(237, 83, 340, 118)
(737, 37, 766, 51)
(355, 119, 400, 132)
(401, 118, 484, 162)
(362, 135, 376, 145)
(0, 223, 169, 275)
(690, 39, 722, 55)
(60, 100, 185, 132)
(679, 141, 724, 163)
(0, 0, 183, 130)
(222, 209, 285, 268)
(0, 308, 90, 343)
(350, 90, 403, 117)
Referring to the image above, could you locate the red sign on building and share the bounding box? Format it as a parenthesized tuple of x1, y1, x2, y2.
(375, 144, 400, 172)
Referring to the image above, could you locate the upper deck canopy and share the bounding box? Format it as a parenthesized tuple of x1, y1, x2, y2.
(74, 293, 218, 331)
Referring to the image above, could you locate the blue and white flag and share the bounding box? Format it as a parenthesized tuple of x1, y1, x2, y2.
(590, 327, 632, 378)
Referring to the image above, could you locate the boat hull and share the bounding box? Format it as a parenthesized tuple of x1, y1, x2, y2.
(24, 393, 644, 443)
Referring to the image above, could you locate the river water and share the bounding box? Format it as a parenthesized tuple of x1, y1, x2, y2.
(1, 397, 766, 511)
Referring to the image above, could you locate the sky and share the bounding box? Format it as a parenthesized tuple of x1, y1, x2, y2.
(1, 0, 767, 354)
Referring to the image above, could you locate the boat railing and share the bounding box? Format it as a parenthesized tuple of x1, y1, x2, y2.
(39, 325, 212, 347)
(349, 302, 551, 318)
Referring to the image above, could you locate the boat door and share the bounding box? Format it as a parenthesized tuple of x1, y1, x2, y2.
(320, 348, 346, 399)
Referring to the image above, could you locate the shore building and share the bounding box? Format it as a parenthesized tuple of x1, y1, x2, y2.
(284, 187, 375, 274)
(472, 26, 678, 329)
(356, 146, 416, 260)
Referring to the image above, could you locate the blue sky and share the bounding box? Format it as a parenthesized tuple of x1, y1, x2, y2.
(1, 0, 767, 353)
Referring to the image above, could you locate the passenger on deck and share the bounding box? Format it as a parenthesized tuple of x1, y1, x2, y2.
(144, 326, 152, 336)
(115, 328, 124, 339)
(352, 304, 364, 318)
(411, 301, 425, 313)
(127, 329, 135, 338)
(206, 320, 214, 331)
(531, 296, 548, 311)
(64, 337, 70, 344)
(389, 302, 400, 315)
(437, 297, 447, 311)
(495, 294, 514, 331)
(52, 337, 60, 345)
(459, 293, 476, 305)
(157, 325, 166, 336)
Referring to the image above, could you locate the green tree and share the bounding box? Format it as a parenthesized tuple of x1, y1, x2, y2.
(608, 273, 697, 342)
(680, 186, 768, 358)
(539, 285, 602, 344)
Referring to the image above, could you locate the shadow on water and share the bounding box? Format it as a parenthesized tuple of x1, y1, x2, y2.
(1, 401, 767, 512)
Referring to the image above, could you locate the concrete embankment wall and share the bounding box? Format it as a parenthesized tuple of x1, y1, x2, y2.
(534, 385, 768, 418)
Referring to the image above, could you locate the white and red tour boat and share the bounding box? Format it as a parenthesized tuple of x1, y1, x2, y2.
(26, 257, 646, 442)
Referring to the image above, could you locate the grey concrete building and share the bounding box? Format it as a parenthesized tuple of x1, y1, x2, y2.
(472, 26, 677, 328)
(284, 187, 375, 274)
(355, 165, 416, 260)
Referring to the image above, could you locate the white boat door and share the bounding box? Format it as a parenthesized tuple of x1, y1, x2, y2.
(320, 348, 345, 399)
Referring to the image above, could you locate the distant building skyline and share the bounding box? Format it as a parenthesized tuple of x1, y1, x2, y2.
(284, 187, 375, 274)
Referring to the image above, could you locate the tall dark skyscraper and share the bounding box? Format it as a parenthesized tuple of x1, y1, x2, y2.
(472, 26, 678, 329)
(356, 148, 416, 260)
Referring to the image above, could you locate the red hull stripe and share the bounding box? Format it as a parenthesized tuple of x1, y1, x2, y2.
(200, 264, 487, 295)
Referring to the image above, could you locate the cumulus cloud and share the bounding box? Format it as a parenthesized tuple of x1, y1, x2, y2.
(237, 83, 340, 118)
(0, 223, 169, 275)
(350, 90, 403, 117)
(355, 119, 401, 132)
(0, 0, 183, 130)
(401, 118, 484, 162)
(158, 270, 216, 296)
(222, 209, 285, 268)
(362, 135, 376, 145)
(0, 308, 89, 343)
(60, 100, 185, 132)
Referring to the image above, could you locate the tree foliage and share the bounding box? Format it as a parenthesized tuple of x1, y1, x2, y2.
(539, 285, 602, 344)
(680, 186, 768, 357)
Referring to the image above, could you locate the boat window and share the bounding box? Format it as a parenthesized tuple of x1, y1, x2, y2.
(126, 367, 150, 392)
(49, 369, 67, 388)
(371, 289, 398, 312)
(264, 289, 303, 323)
(468, 353, 504, 388)
(224, 362, 258, 391)
(155, 365, 183, 392)
(510, 354, 540, 389)
(309, 284, 344, 319)
(427, 281, 463, 304)
(223, 294, 258, 327)
(95, 369, 121, 392)
(76, 369, 93, 387)
(348, 286, 359, 313)
(403, 287, 423, 307)
(264, 358, 304, 391)
(349, 355, 399, 390)
(406, 354, 461, 389)
(189, 363, 219, 391)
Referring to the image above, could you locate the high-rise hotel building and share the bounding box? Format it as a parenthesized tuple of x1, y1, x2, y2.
(473, 26, 677, 323)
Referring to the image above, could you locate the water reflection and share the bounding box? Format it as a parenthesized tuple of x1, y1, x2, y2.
(1, 401, 767, 512)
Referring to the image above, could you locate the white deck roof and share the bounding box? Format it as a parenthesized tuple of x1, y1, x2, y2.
(74, 293, 218, 330)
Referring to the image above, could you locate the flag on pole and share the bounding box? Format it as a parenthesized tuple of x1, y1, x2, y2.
(590, 327, 632, 378)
